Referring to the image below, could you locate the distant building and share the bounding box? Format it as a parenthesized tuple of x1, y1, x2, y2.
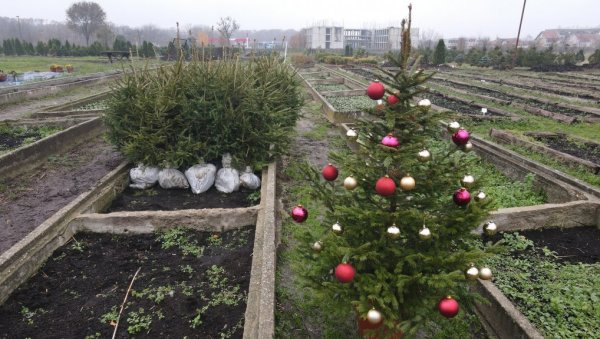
(304, 25, 419, 51)
(534, 29, 600, 50)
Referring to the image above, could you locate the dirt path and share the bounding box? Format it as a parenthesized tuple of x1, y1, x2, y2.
(0, 136, 123, 254)
(0, 83, 110, 121)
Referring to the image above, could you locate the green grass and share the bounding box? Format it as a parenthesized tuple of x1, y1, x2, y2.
(0, 55, 161, 76)
(485, 232, 600, 338)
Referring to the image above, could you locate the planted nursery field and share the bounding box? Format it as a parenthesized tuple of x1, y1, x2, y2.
(0, 124, 62, 153)
(485, 228, 600, 338)
(0, 227, 254, 338)
(528, 133, 600, 167)
(326, 95, 375, 113)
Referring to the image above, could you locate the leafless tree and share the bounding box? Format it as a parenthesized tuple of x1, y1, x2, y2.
(66, 1, 106, 46)
(216, 17, 239, 46)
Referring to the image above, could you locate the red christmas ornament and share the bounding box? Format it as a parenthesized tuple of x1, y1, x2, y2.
(453, 188, 471, 206)
(366, 80, 385, 100)
(452, 128, 470, 146)
(291, 205, 308, 223)
(381, 133, 400, 148)
(438, 296, 460, 318)
(335, 262, 356, 283)
(375, 176, 396, 197)
(387, 95, 399, 105)
(322, 163, 339, 181)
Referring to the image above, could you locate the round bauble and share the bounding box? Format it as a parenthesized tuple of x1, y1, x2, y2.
(332, 222, 343, 235)
(366, 80, 385, 100)
(400, 175, 416, 191)
(461, 174, 475, 188)
(387, 224, 401, 239)
(381, 133, 400, 148)
(343, 176, 358, 190)
(387, 95, 399, 105)
(419, 226, 432, 240)
(291, 205, 308, 223)
(447, 121, 461, 133)
(322, 163, 339, 181)
(417, 149, 431, 162)
(483, 221, 497, 236)
(375, 176, 396, 197)
(465, 265, 479, 280)
(452, 128, 470, 146)
(367, 308, 383, 325)
(346, 128, 358, 141)
(479, 267, 493, 280)
(312, 241, 322, 252)
(335, 262, 356, 283)
(438, 296, 460, 318)
(474, 191, 487, 202)
(453, 188, 471, 206)
(418, 98, 431, 107)
(461, 141, 474, 153)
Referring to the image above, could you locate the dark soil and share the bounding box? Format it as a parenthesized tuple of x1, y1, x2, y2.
(0, 227, 254, 338)
(0, 127, 49, 151)
(0, 136, 123, 254)
(107, 185, 257, 212)
(533, 135, 600, 165)
(491, 227, 600, 264)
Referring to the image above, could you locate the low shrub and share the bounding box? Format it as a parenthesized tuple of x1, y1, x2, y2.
(104, 56, 303, 168)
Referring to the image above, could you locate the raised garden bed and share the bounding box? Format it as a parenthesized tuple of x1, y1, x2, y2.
(0, 124, 62, 153)
(0, 227, 254, 338)
(483, 228, 600, 338)
(326, 95, 374, 113)
(312, 83, 351, 92)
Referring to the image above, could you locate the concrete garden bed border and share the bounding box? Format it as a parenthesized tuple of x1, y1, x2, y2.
(0, 161, 278, 338)
(0, 117, 104, 178)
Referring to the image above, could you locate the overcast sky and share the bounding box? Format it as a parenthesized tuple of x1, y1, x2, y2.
(3, 0, 600, 38)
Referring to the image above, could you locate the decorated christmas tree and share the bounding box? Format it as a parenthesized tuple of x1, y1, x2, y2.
(294, 5, 499, 337)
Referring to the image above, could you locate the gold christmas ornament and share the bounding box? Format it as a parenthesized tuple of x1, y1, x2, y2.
(343, 176, 358, 190)
(483, 221, 497, 236)
(400, 175, 416, 191)
(474, 191, 487, 202)
(461, 141, 474, 153)
(386, 224, 401, 239)
(447, 121, 461, 133)
(419, 226, 432, 240)
(417, 149, 431, 162)
(332, 222, 343, 235)
(312, 241, 323, 252)
(367, 308, 383, 325)
(465, 264, 479, 280)
(461, 174, 476, 188)
(479, 267, 493, 280)
(346, 128, 358, 140)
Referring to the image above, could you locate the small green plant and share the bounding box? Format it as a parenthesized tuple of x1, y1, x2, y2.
(131, 285, 174, 304)
(180, 264, 195, 275)
(84, 333, 101, 339)
(127, 308, 152, 334)
(20, 306, 45, 326)
(70, 238, 86, 253)
(207, 234, 223, 247)
(246, 190, 261, 205)
(99, 305, 119, 324)
(157, 227, 204, 257)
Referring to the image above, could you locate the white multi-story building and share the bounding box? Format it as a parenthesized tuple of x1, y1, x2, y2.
(304, 25, 418, 51)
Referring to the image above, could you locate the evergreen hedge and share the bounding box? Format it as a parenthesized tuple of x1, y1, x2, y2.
(104, 56, 303, 169)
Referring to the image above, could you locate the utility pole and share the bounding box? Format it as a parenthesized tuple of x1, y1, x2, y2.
(16, 16, 23, 40)
(512, 0, 527, 68)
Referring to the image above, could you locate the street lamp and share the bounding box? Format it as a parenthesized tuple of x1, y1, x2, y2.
(16, 16, 23, 40)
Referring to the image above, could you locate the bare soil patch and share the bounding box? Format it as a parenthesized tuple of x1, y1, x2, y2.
(0, 136, 123, 254)
(0, 227, 254, 338)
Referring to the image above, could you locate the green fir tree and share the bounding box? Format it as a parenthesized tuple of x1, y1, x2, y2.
(298, 5, 498, 337)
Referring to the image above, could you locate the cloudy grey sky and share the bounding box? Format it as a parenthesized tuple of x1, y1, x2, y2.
(3, 0, 600, 38)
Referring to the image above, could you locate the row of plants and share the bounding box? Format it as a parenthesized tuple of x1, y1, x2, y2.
(1, 37, 156, 58)
(484, 232, 600, 338)
(104, 55, 304, 169)
(0, 124, 62, 153)
(316, 53, 379, 65)
(326, 95, 375, 113)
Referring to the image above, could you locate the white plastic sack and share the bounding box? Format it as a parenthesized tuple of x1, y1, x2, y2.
(215, 153, 240, 193)
(129, 164, 160, 189)
(240, 166, 261, 190)
(158, 168, 189, 189)
(185, 163, 217, 194)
